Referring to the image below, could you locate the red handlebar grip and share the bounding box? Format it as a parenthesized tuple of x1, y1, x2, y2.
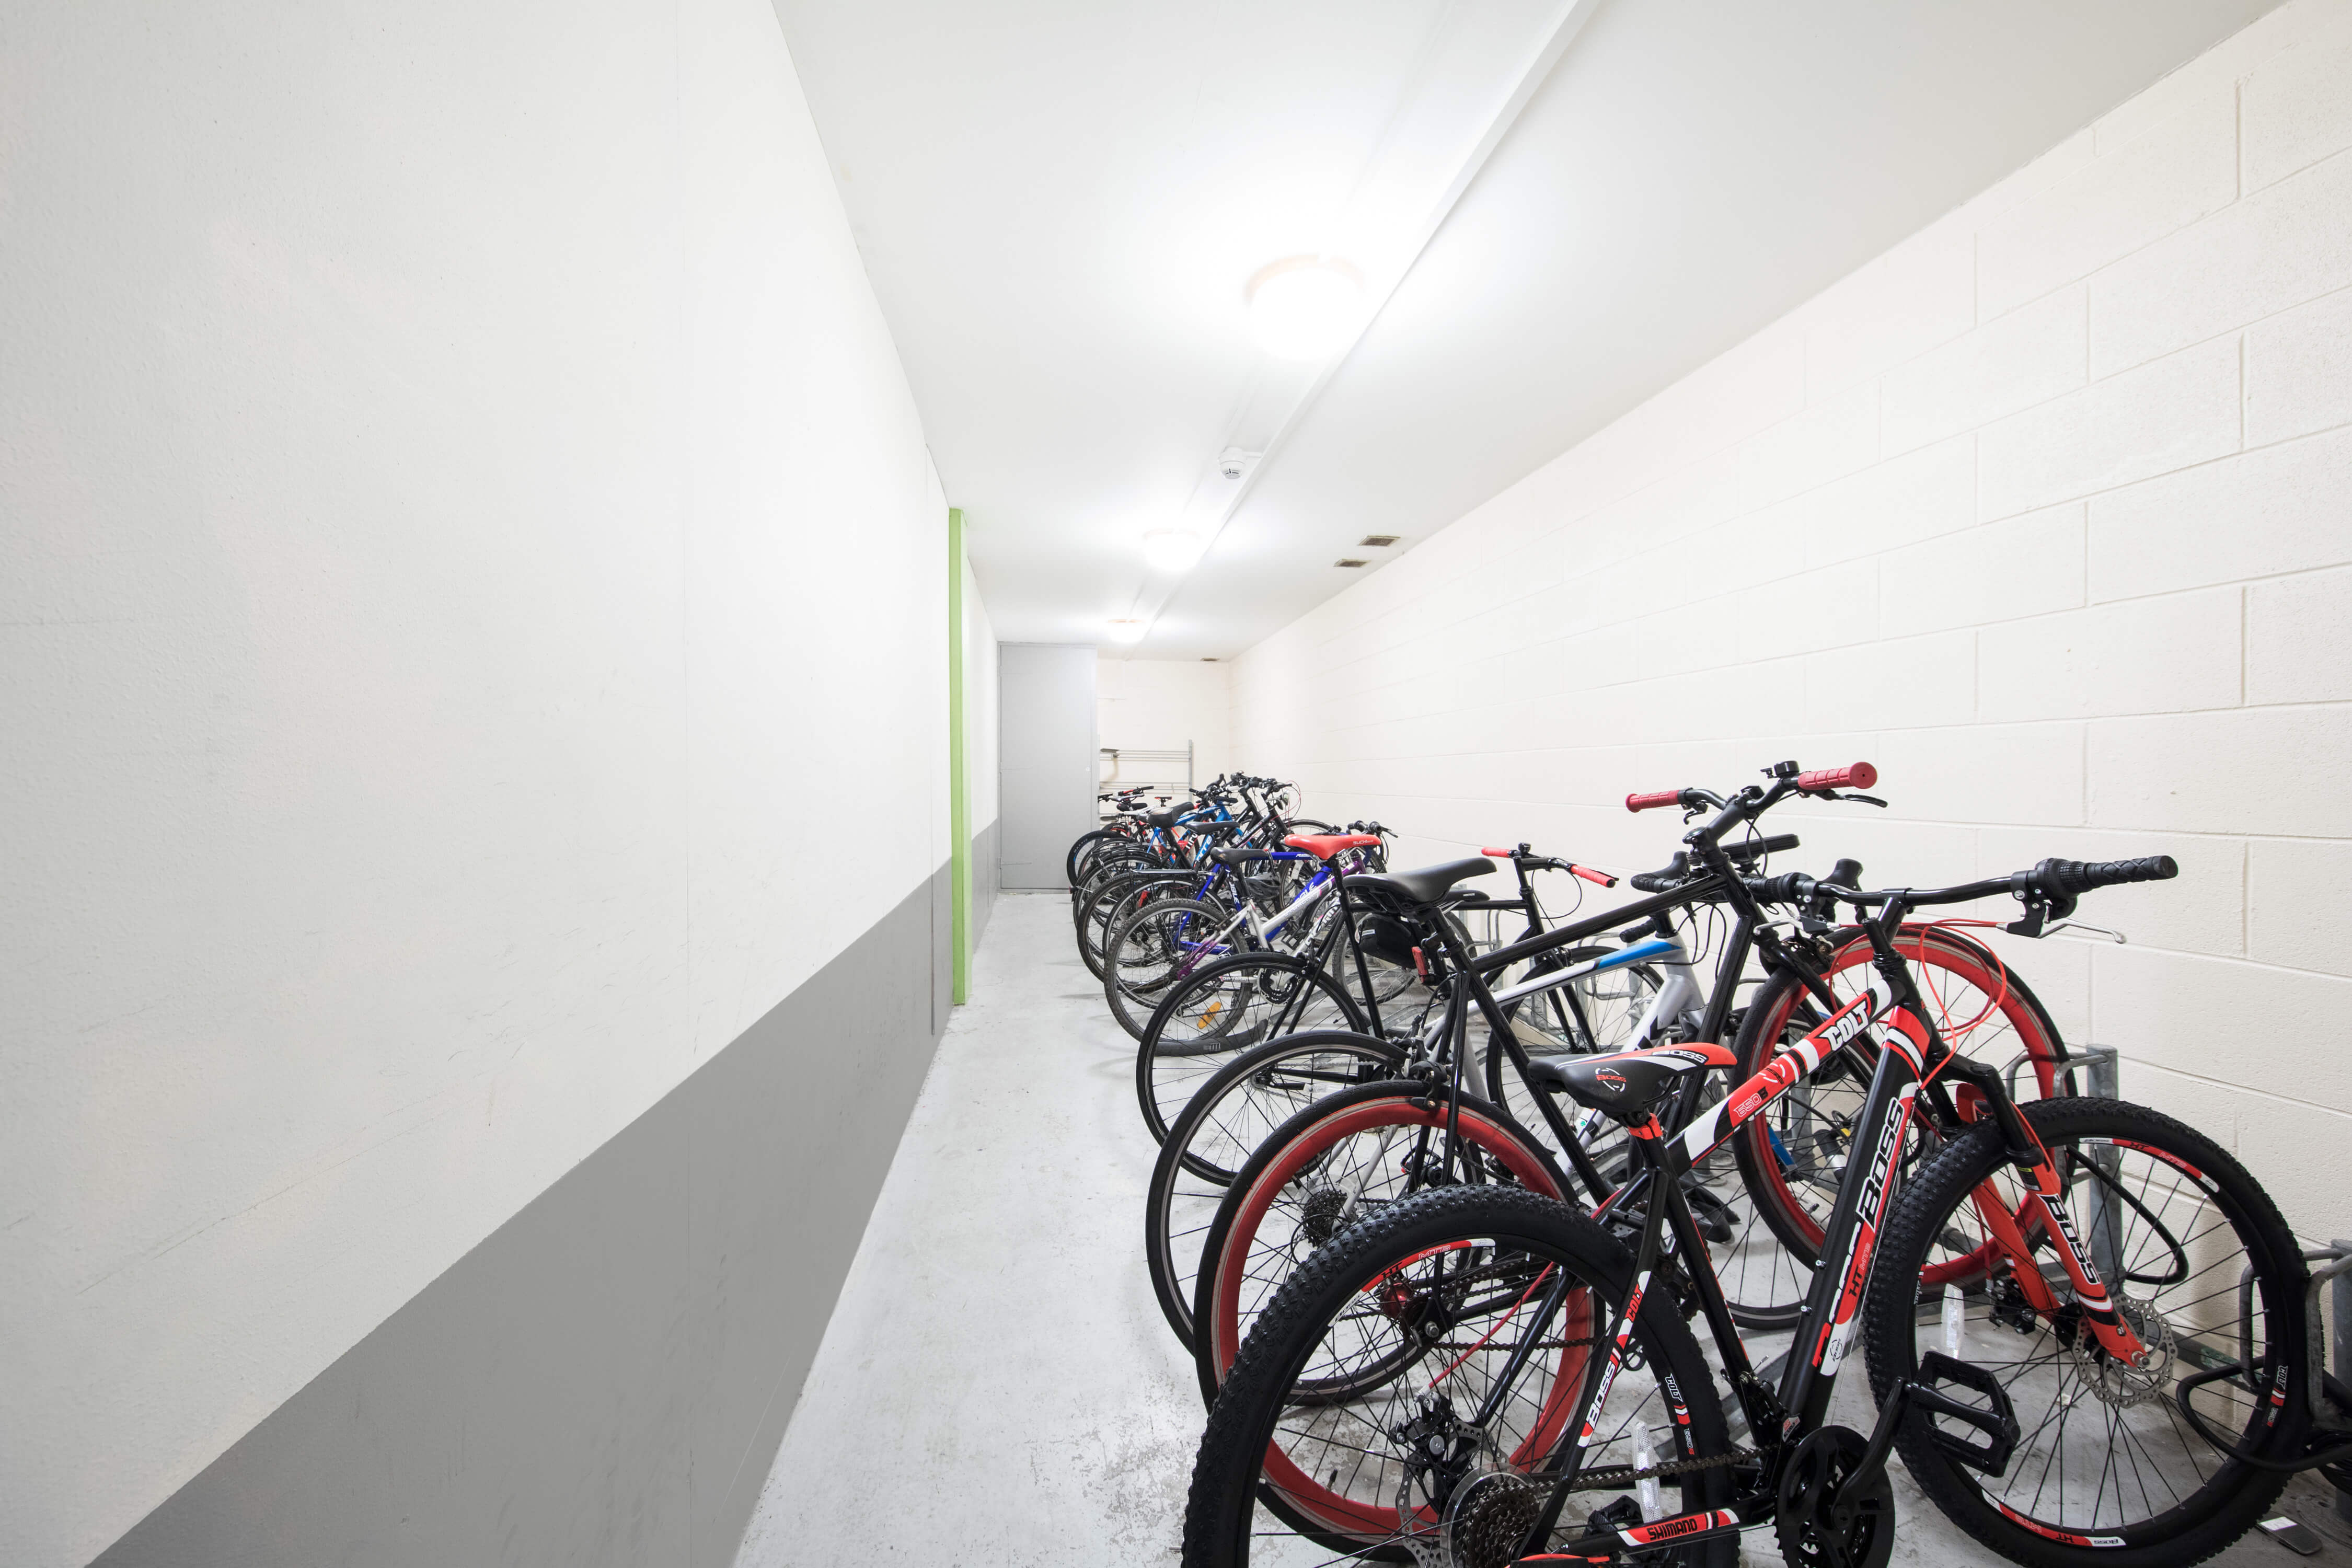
(1571, 863, 1617, 886)
(1481, 846, 1511, 858)
(1796, 761, 1878, 793)
(1625, 789, 1682, 813)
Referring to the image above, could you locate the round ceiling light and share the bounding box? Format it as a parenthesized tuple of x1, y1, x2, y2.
(1142, 529, 1208, 573)
(1248, 257, 1366, 361)
(1104, 618, 1147, 644)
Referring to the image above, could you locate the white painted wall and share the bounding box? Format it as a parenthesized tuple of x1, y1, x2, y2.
(1098, 656, 1237, 790)
(1235, 0, 2352, 1247)
(0, 2, 947, 1562)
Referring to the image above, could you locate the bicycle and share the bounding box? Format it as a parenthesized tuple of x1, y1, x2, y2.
(1132, 839, 1607, 1146)
(1100, 830, 1388, 1042)
(1183, 765, 2073, 1417)
(1181, 849, 2313, 1568)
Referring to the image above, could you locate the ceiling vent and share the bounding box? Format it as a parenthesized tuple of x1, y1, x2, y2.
(1358, 534, 1399, 548)
(1334, 558, 1369, 569)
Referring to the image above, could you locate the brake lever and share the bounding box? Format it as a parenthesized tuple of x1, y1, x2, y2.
(1823, 792, 1888, 808)
(2045, 919, 2128, 945)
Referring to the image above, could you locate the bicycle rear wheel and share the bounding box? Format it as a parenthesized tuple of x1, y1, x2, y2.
(1182, 1183, 1738, 1567)
(1133, 952, 1368, 1141)
(1192, 1082, 1570, 1407)
(1144, 1029, 1406, 1347)
(1863, 1096, 2308, 1568)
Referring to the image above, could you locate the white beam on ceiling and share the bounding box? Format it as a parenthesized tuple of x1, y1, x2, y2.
(1117, 0, 1606, 646)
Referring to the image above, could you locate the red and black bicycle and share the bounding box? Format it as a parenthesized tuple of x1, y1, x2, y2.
(1182, 773, 2321, 1568)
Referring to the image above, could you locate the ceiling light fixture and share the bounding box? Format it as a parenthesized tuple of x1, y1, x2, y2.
(1247, 257, 1366, 362)
(1141, 529, 1207, 573)
(1104, 618, 1147, 644)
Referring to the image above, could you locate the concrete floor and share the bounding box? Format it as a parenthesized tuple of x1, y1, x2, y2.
(737, 891, 2351, 1567)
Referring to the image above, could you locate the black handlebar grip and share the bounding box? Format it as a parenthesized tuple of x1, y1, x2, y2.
(2036, 855, 2181, 897)
(1724, 832, 1802, 864)
(1805, 858, 1861, 922)
(1747, 871, 1812, 905)
(1629, 852, 1691, 893)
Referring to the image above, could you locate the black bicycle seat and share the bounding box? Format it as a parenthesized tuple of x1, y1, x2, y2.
(1347, 857, 1494, 910)
(1523, 1043, 1736, 1121)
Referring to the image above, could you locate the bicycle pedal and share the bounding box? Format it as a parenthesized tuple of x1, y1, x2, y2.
(1907, 1351, 2020, 1475)
(1579, 1495, 1642, 1544)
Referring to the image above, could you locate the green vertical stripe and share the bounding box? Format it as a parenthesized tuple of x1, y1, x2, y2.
(948, 507, 972, 1005)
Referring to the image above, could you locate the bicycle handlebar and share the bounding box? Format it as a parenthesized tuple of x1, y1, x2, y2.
(1478, 845, 1622, 888)
(1627, 833, 1801, 892)
(1750, 854, 2178, 914)
(1624, 788, 1685, 813)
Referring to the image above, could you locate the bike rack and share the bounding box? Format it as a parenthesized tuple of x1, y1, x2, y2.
(2336, 1237, 2352, 1522)
(2000, 1042, 2119, 1100)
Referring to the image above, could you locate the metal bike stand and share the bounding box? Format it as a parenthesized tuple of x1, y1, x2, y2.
(2006, 1044, 2126, 1284)
(2334, 1238, 2352, 1524)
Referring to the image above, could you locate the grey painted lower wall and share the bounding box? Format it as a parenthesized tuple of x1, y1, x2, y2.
(971, 816, 1000, 953)
(93, 863, 952, 1568)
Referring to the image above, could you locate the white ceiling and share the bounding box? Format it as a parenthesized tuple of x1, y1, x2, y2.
(772, 0, 2280, 659)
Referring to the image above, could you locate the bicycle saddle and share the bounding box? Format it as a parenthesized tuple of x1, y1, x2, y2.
(1284, 833, 1380, 861)
(1209, 846, 1279, 868)
(1346, 857, 1494, 910)
(1523, 1043, 1736, 1121)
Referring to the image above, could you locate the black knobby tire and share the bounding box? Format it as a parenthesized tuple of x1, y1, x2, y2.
(1134, 953, 1368, 1141)
(1181, 1183, 1738, 1567)
(1144, 1029, 1407, 1347)
(1862, 1097, 2309, 1568)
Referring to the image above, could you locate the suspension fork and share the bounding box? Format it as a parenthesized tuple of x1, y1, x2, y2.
(1856, 905, 2151, 1367)
(1779, 1017, 1927, 1429)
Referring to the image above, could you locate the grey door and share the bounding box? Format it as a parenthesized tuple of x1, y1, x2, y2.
(998, 643, 1096, 890)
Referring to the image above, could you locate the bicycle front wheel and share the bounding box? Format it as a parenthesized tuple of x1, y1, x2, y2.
(1182, 1183, 1738, 1567)
(1103, 897, 1239, 1040)
(1863, 1096, 2309, 1568)
(1722, 926, 2070, 1328)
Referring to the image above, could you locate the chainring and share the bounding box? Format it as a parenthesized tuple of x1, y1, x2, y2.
(1774, 1426, 1894, 1568)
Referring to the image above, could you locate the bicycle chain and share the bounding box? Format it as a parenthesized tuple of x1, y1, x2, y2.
(1562, 1444, 1761, 1492)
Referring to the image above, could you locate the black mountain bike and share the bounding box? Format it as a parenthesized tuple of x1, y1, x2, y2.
(1182, 849, 2313, 1568)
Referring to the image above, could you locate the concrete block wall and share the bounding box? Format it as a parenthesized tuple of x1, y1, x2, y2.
(1099, 656, 1237, 789)
(1233, 0, 2352, 1246)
